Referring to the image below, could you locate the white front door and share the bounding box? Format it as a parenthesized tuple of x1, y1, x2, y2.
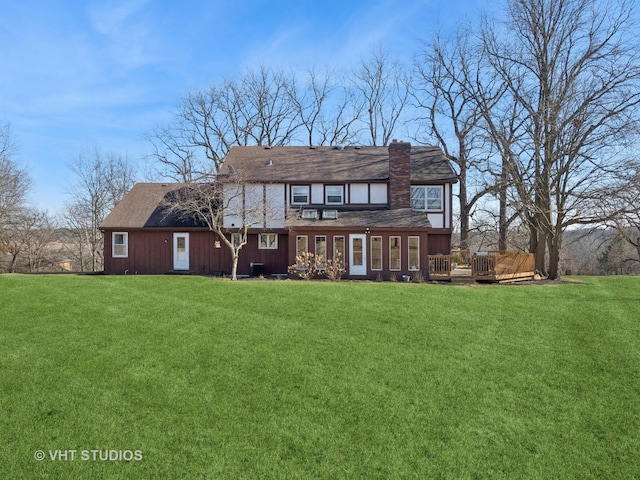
(173, 233, 189, 270)
(349, 234, 367, 276)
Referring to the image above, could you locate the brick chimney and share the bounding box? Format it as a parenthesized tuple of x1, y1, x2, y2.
(388, 139, 411, 208)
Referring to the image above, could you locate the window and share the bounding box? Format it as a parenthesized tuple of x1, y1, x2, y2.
(334, 236, 345, 265)
(371, 236, 382, 270)
(411, 187, 425, 210)
(296, 235, 308, 268)
(112, 232, 128, 258)
(411, 186, 443, 211)
(292, 186, 309, 204)
(390, 236, 401, 271)
(231, 233, 243, 248)
(259, 233, 278, 249)
(408, 236, 420, 271)
(325, 186, 344, 205)
(426, 187, 443, 211)
(315, 236, 327, 268)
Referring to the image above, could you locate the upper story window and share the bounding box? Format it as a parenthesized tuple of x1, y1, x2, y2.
(292, 186, 309, 204)
(411, 186, 443, 211)
(325, 186, 344, 205)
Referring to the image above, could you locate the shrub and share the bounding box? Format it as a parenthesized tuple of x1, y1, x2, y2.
(287, 252, 318, 280)
(411, 271, 424, 283)
(324, 257, 346, 281)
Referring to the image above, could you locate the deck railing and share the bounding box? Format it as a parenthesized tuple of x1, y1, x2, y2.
(428, 255, 451, 277)
(472, 251, 535, 278)
(427, 251, 536, 281)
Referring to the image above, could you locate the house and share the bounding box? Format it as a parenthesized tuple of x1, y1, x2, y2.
(100, 140, 458, 278)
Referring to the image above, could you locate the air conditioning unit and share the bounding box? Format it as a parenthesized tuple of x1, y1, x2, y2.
(302, 209, 318, 219)
(322, 210, 338, 220)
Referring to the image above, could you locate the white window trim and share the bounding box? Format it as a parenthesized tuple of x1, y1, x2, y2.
(231, 233, 243, 248)
(411, 186, 444, 212)
(408, 236, 420, 271)
(371, 236, 383, 271)
(291, 185, 310, 205)
(389, 236, 401, 271)
(325, 185, 344, 205)
(315, 235, 327, 269)
(296, 235, 309, 269)
(112, 232, 128, 258)
(333, 236, 345, 264)
(258, 233, 278, 250)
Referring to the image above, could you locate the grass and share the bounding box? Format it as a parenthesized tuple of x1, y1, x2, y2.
(1, 275, 639, 479)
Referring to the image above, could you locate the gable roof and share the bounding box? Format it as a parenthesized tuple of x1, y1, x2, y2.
(220, 145, 457, 183)
(100, 183, 207, 229)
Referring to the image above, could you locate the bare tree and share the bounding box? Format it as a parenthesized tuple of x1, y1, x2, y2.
(241, 66, 302, 146)
(162, 171, 282, 280)
(354, 48, 412, 146)
(62, 146, 136, 271)
(603, 164, 640, 265)
(481, 0, 640, 279)
(413, 28, 499, 251)
(598, 233, 640, 274)
(146, 122, 208, 183)
(3, 208, 59, 272)
(0, 123, 31, 237)
(288, 68, 363, 146)
(148, 66, 304, 180)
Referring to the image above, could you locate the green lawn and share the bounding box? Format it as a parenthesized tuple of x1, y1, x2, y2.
(1, 275, 639, 479)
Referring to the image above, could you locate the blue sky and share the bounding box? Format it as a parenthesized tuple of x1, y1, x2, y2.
(1, 0, 488, 213)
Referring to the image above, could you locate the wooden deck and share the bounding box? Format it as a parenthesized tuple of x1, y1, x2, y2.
(428, 252, 536, 283)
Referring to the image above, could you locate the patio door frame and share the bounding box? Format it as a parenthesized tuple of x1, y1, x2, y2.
(173, 233, 190, 271)
(349, 234, 367, 276)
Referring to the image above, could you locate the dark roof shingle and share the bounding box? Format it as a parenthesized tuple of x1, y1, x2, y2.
(100, 183, 206, 229)
(221, 145, 457, 183)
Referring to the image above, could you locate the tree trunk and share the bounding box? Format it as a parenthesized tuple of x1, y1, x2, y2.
(457, 161, 470, 251)
(547, 236, 561, 280)
(9, 253, 18, 273)
(547, 224, 564, 280)
(231, 252, 239, 280)
(498, 155, 509, 251)
(529, 219, 547, 276)
(459, 203, 470, 251)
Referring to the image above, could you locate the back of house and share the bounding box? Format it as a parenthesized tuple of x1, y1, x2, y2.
(100, 141, 458, 279)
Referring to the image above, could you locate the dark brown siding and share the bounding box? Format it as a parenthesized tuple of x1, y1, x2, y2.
(232, 233, 290, 276)
(427, 234, 451, 255)
(104, 227, 449, 278)
(103, 229, 289, 276)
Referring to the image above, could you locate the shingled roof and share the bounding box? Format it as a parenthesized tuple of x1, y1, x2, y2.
(220, 145, 457, 183)
(100, 183, 207, 229)
(285, 207, 432, 229)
